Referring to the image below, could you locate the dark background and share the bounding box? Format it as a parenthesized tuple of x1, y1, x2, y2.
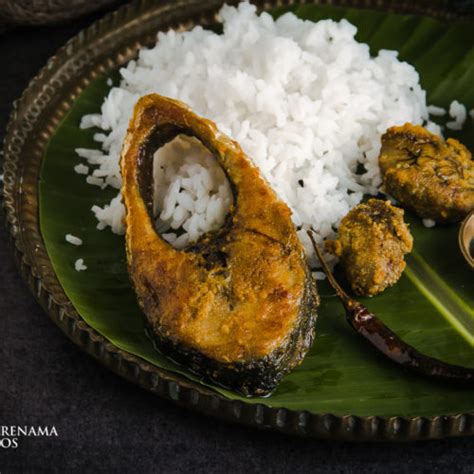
(1, 3, 473, 472)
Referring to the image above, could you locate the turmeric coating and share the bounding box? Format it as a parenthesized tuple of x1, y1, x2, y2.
(326, 199, 413, 297)
(120, 94, 319, 396)
(379, 123, 474, 223)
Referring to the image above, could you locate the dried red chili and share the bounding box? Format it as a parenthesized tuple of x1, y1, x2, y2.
(307, 230, 474, 387)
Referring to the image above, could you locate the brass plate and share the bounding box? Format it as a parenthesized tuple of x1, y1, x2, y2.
(2, 0, 473, 441)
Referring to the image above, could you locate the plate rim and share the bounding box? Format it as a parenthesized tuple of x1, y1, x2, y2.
(2, 0, 473, 441)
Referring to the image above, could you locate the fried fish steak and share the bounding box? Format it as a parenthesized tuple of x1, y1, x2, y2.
(379, 123, 474, 223)
(326, 199, 413, 297)
(120, 94, 319, 396)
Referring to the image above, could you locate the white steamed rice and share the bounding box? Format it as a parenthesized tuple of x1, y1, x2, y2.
(75, 2, 463, 267)
(74, 258, 87, 271)
(65, 234, 83, 246)
(446, 100, 467, 131)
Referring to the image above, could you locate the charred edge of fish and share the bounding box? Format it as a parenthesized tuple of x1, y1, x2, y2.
(124, 98, 319, 397)
(143, 274, 318, 397)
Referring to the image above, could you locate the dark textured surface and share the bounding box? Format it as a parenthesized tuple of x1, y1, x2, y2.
(0, 4, 473, 472)
(0, 0, 123, 27)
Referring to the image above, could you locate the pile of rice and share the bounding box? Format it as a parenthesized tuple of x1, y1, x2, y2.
(76, 2, 467, 267)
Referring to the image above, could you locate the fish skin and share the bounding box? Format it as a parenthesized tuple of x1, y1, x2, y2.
(120, 94, 319, 396)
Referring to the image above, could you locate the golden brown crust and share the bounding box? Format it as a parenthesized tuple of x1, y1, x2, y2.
(326, 199, 413, 297)
(120, 94, 317, 367)
(379, 123, 474, 223)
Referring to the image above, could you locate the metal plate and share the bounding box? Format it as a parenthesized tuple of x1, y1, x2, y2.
(2, 0, 473, 441)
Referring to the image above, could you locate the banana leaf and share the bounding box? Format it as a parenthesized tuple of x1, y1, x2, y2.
(39, 4, 474, 417)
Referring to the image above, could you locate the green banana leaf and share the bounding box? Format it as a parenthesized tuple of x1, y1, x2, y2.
(39, 4, 474, 417)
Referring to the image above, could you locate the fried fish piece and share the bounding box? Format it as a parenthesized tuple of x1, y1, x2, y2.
(326, 199, 413, 297)
(379, 123, 474, 223)
(120, 94, 319, 396)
